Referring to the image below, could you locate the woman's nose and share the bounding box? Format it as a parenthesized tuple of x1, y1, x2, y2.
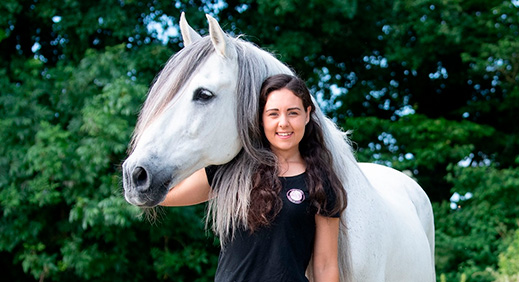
(279, 114, 289, 127)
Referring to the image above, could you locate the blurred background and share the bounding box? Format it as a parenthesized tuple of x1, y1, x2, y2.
(1, 0, 518, 281)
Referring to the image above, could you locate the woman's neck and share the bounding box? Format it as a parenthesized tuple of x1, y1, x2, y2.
(276, 153, 306, 177)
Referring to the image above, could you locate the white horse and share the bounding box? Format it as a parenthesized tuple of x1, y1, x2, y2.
(122, 13, 435, 282)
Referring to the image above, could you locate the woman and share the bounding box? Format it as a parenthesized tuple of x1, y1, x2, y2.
(160, 74, 347, 282)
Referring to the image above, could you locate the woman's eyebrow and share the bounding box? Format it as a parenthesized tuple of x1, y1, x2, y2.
(265, 107, 302, 112)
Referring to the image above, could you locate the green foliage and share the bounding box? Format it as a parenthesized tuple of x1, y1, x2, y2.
(433, 166, 519, 282)
(496, 228, 519, 278)
(0, 1, 218, 279)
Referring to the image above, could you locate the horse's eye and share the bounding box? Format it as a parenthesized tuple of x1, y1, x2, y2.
(193, 88, 215, 103)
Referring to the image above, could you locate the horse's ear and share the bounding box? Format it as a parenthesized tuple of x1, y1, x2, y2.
(206, 14, 232, 58)
(180, 12, 202, 46)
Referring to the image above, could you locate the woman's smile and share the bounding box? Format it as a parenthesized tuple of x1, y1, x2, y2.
(277, 132, 293, 138)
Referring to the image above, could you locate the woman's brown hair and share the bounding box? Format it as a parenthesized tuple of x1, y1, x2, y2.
(247, 74, 348, 231)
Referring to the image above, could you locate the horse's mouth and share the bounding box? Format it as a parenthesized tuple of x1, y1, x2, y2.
(123, 178, 171, 208)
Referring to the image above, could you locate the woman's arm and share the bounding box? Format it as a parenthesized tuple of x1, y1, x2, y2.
(159, 168, 211, 206)
(312, 215, 340, 282)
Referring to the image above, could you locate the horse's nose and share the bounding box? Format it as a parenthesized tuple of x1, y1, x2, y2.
(132, 166, 151, 192)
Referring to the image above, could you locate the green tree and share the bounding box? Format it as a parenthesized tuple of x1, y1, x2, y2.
(1, 0, 219, 280)
(494, 228, 519, 281)
(433, 166, 519, 281)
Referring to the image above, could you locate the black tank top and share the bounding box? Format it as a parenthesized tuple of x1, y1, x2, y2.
(206, 167, 339, 282)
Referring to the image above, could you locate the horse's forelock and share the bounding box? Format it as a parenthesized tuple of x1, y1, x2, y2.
(129, 38, 216, 152)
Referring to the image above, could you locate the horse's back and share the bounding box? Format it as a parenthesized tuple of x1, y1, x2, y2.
(355, 162, 436, 281)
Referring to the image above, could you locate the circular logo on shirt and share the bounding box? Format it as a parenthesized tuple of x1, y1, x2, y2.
(286, 189, 305, 204)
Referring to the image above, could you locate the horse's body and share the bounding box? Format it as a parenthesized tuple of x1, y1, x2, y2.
(122, 13, 435, 282)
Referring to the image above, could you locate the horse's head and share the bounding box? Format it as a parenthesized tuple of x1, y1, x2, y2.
(122, 14, 242, 207)
(122, 13, 292, 207)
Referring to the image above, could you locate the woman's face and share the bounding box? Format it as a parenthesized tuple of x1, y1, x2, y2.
(262, 88, 311, 158)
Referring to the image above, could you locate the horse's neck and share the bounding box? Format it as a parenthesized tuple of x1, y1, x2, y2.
(340, 149, 376, 194)
(346, 158, 378, 198)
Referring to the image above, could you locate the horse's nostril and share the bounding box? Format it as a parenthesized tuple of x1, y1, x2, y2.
(132, 166, 150, 192)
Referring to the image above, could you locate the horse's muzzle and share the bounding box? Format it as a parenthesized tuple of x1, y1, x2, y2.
(122, 160, 170, 207)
